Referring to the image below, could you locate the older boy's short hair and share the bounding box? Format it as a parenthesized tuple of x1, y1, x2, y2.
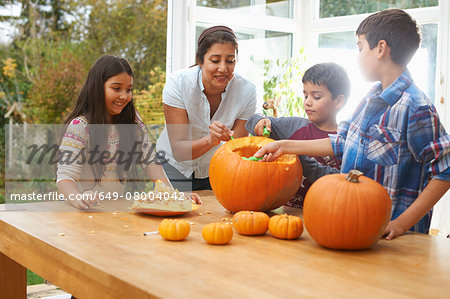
(356, 9, 421, 66)
(302, 62, 351, 100)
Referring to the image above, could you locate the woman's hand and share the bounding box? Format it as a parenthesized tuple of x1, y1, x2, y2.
(209, 120, 234, 142)
(254, 118, 271, 136)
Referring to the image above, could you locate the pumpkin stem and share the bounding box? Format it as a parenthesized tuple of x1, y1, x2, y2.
(345, 170, 364, 183)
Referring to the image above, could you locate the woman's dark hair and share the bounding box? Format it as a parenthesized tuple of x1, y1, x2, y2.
(63, 55, 144, 186)
(196, 26, 238, 65)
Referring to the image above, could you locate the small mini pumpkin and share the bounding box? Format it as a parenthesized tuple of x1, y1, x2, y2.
(269, 214, 303, 240)
(158, 219, 190, 241)
(202, 222, 233, 245)
(303, 170, 391, 250)
(232, 211, 269, 235)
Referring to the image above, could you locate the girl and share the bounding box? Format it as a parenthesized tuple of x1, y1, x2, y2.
(57, 55, 200, 209)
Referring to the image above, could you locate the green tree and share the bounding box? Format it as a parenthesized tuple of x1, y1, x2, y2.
(319, 0, 439, 18)
(2, 0, 168, 123)
(24, 43, 85, 123)
(12, 0, 74, 41)
(74, 0, 167, 90)
(1, 0, 80, 99)
(134, 66, 165, 125)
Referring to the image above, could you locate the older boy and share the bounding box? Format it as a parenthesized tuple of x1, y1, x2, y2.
(254, 9, 450, 239)
(246, 62, 350, 208)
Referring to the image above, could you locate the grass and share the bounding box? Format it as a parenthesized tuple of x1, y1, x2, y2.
(27, 269, 45, 285)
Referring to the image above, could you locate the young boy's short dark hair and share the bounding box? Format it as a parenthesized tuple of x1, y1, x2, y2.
(302, 62, 351, 100)
(356, 8, 421, 66)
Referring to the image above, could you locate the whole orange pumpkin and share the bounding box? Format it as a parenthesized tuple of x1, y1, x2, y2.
(209, 137, 302, 212)
(202, 222, 233, 245)
(232, 211, 269, 235)
(158, 219, 190, 241)
(303, 170, 392, 250)
(268, 214, 303, 240)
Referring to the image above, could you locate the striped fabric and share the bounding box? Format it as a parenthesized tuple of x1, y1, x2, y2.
(329, 69, 449, 233)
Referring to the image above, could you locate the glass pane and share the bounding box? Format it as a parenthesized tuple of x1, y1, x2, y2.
(319, 31, 356, 50)
(319, 0, 439, 18)
(316, 24, 438, 122)
(197, 0, 293, 18)
(410, 23, 437, 105)
(196, 24, 292, 114)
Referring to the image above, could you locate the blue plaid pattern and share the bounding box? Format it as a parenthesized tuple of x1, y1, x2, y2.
(329, 69, 450, 233)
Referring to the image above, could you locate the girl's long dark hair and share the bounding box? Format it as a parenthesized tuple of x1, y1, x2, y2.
(63, 55, 144, 185)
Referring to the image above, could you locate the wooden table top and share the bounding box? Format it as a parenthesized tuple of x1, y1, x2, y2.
(0, 190, 449, 298)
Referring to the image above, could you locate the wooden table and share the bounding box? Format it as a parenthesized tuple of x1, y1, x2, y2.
(0, 191, 449, 298)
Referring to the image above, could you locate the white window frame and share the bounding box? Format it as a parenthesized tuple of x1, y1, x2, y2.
(167, 0, 300, 73)
(438, 0, 449, 130)
(308, 2, 447, 128)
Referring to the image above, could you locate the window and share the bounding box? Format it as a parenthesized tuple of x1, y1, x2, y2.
(196, 23, 292, 85)
(311, 1, 442, 121)
(315, 23, 438, 121)
(168, 0, 297, 113)
(168, 0, 448, 126)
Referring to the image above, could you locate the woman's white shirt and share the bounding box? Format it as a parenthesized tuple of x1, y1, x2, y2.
(156, 66, 256, 179)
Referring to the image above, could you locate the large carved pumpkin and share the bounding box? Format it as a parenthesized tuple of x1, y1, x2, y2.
(209, 137, 302, 212)
(303, 170, 392, 250)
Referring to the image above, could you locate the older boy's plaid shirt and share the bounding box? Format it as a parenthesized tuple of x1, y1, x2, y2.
(329, 69, 450, 233)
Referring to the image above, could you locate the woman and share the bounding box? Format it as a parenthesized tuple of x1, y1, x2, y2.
(156, 25, 257, 191)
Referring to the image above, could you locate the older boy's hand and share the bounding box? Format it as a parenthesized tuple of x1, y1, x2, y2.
(384, 219, 408, 240)
(253, 140, 284, 162)
(255, 118, 271, 136)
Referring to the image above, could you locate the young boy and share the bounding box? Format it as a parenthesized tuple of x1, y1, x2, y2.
(254, 9, 450, 239)
(246, 62, 350, 208)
